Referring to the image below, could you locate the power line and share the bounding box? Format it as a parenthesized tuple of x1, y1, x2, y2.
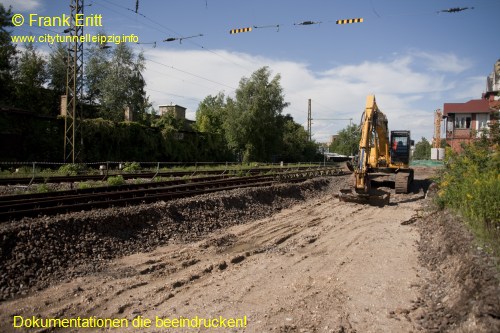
(145, 87, 202, 103)
(144, 58, 237, 91)
(99, 0, 253, 72)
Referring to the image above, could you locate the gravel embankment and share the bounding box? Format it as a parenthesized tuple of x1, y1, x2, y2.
(0, 176, 349, 301)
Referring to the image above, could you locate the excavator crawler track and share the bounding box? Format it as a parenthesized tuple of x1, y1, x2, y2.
(395, 170, 414, 194)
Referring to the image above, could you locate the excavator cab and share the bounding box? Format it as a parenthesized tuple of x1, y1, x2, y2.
(390, 131, 412, 165)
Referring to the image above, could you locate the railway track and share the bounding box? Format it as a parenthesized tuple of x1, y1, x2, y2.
(0, 165, 329, 186)
(0, 167, 347, 221)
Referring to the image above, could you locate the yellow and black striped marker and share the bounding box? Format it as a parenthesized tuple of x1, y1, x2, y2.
(230, 27, 252, 34)
(336, 18, 363, 25)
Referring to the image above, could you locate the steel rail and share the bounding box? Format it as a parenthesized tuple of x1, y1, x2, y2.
(0, 165, 329, 185)
(0, 174, 231, 204)
(0, 167, 347, 221)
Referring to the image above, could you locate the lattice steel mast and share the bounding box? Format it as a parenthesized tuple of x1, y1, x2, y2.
(64, 0, 84, 163)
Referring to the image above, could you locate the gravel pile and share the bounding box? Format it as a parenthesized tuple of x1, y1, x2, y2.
(0, 176, 348, 301)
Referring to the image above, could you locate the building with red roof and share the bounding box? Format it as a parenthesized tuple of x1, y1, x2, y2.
(442, 59, 499, 152)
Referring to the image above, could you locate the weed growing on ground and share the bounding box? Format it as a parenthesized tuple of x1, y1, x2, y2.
(36, 183, 50, 193)
(107, 175, 125, 186)
(122, 162, 141, 172)
(77, 182, 92, 190)
(435, 133, 500, 256)
(58, 163, 87, 176)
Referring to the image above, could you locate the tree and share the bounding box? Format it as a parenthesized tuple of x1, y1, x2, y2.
(195, 92, 227, 135)
(413, 137, 431, 160)
(47, 43, 67, 96)
(100, 43, 147, 121)
(280, 115, 319, 162)
(85, 41, 111, 105)
(85, 41, 149, 122)
(225, 66, 289, 162)
(0, 4, 17, 105)
(329, 123, 361, 156)
(14, 42, 48, 112)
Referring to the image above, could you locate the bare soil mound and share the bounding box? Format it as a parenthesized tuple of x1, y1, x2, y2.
(415, 209, 500, 332)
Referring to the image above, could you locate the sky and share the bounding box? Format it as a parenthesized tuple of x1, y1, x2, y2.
(5, 0, 500, 143)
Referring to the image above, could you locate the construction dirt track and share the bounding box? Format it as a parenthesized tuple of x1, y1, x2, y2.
(0, 167, 499, 332)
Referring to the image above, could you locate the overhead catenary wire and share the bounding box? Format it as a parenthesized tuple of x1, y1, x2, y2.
(253, 24, 280, 32)
(145, 87, 202, 103)
(144, 58, 237, 91)
(99, 0, 253, 73)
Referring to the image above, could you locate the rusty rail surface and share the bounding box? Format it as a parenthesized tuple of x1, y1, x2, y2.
(0, 165, 335, 186)
(0, 167, 347, 221)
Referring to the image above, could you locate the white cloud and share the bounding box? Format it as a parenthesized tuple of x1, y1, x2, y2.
(2, 0, 42, 11)
(140, 48, 480, 144)
(450, 76, 486, 100)
(412, 51, 473, 74)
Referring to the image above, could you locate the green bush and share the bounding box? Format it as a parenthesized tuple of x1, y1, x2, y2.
(436, 141, 500, 255)
(36, 183, 50, 193)
(77, 182, 92, 190)
(58, 163, 87, 176)
(122, 162, 141, 172)
(107, 175, 125, 186)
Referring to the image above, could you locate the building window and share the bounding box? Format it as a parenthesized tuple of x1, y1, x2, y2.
(455, 114, 471, 129)
(476, 113, 490, 137)
(476, 114, 489, 130)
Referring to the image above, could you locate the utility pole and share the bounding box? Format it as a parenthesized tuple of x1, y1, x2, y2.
(307, 99, 312, 141)
(307, 98, 354, 141)
(63, 0, 85, 163)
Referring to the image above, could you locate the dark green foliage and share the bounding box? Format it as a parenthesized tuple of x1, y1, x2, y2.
(0, 111, 63, 161)
(81, 119, 161, 161)
(79, 118, 231, 162)
(13, 42, 50, 113)
(0, 4, 17, 106)
(280, 115, 320, 162)
(0, 111, 232, 162)
(47, 43, 67, 96)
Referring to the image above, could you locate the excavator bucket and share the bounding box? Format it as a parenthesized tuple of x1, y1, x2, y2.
(338, 188, 390, 207)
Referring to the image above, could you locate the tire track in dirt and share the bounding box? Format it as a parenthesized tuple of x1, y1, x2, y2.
(0, 178, 427, 332)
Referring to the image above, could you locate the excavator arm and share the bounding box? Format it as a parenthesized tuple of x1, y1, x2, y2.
(354, 95, 390, 193)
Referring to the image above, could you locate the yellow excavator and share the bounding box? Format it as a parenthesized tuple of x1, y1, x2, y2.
(340, 95, 414, 204)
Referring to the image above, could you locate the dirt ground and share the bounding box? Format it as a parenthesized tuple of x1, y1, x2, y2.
(1, 167, 498, 333)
